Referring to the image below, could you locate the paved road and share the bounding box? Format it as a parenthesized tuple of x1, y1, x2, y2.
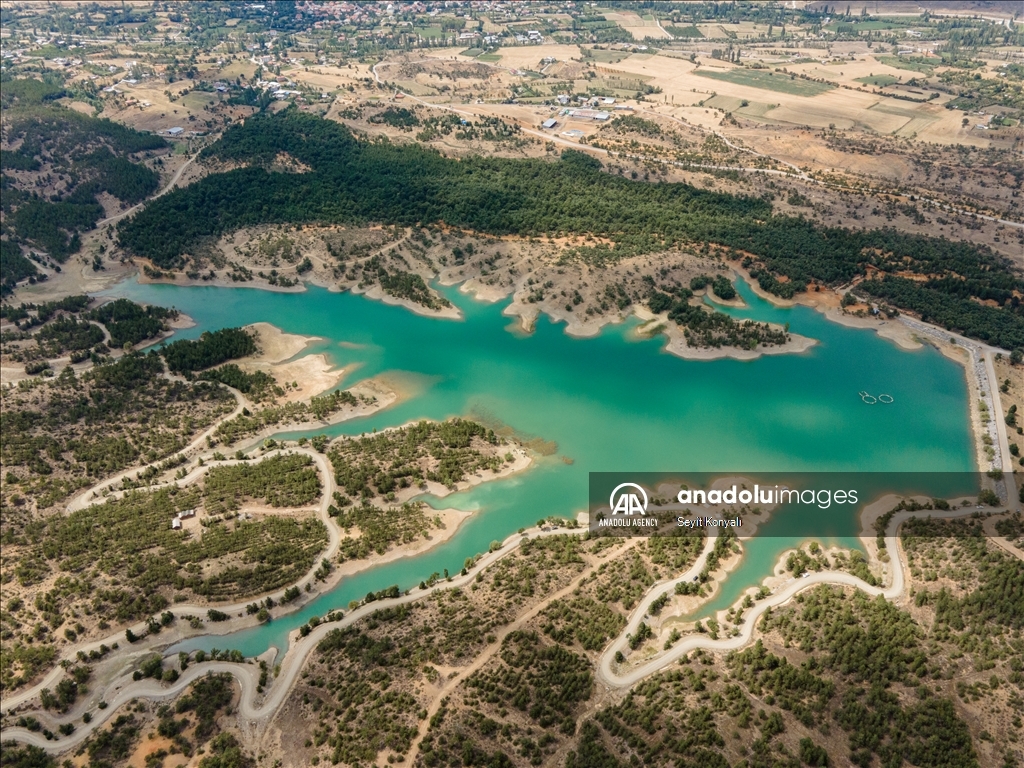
(896, 314, 1020, 508)
(985, 350, 1018, 501)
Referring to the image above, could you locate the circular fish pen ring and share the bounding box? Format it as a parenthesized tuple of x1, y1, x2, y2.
(861, 393, 877, 404)
(878, 394, 894, 404)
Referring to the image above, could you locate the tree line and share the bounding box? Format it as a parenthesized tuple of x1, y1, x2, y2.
(116, 109, 1023, 350)
(87, 297, 178, 347)
(160, 327, 258, 374)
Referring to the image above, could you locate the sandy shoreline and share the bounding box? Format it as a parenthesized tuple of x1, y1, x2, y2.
(351, 282, 463, 320)
(0, 417, 533, 699)
(334, 507, 471, 580)
(137, 261, 464, 322)
(247, 322, 317, 363)
(946, 343, 989, 473)
(663, 327, 817, 361)
(137, 261, 307, 294)
(232, 377, 400, 453)
(11, 255, 995, 469)
(729, 268, 999, 472)
(497, 289, 816, 362)
(236, 323, 351, 404)
(817, 308, 922, 350)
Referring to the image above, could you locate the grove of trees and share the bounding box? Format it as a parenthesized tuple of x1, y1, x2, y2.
(117, 109, 1024, 349)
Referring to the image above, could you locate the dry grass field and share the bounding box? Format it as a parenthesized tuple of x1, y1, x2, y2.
(602, 10, 672, 40)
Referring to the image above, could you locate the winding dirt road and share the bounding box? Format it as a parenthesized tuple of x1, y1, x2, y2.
(595, 505, 1010, 689)
(6, 497, 1016, 754)
(2, 446, 337, 710)
(97, 155, 198, 227)
(0, 527, 582, 752)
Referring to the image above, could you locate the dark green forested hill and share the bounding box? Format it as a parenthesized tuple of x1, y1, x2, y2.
(117, 108, 1024, 350)
(1, 76, 166, 266)
(1, 237, 38, 295)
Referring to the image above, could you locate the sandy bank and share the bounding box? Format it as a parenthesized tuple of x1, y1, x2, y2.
(663, 328, 817, 361)
(247, 322, 317, 363)
(229, 324, 345, 404)
(819, 307, 921, 350)
(457, 277, 510, 303)
(353, 283, 463, 320)
(250, 354, 348, 404)
(499, 292, 816, 361)
(701, 287, 747, 309)
(335, 507, 471, 579)
(632, 305, 817, 361)
(232, 376, 400, 454)
(729, 266, 996, 471)
(488, 262, 817, 361)
(401, 448, 533, 504)
(136, 261, 306, 294)
(730, 263, 922, 351)
(169, 313, 198, 331)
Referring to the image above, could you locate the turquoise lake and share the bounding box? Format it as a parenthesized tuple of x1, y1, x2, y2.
(103, 276, 975, 657)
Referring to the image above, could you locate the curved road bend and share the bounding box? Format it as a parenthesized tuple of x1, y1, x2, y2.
(98, 155, 198, 227)
(7, 501, 1013, 752)
(2, 447, 338, 715)
(0, 526, 582, 752)
(596, 505, 1002, 689)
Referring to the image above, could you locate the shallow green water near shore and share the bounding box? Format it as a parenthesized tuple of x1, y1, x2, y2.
(104, 277, 974, 657)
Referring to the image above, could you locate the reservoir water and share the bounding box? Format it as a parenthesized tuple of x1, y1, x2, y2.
(104, 277, 975, 657)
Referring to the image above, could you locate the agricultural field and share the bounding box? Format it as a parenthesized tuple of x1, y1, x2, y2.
(875, 55, 938, 75)
(856, 73, 900, 87)
(586, 48, 634, 64)
(664, 25, 704, 38)
(601, 11, 672, 41)
(694, 66, 836, 97)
